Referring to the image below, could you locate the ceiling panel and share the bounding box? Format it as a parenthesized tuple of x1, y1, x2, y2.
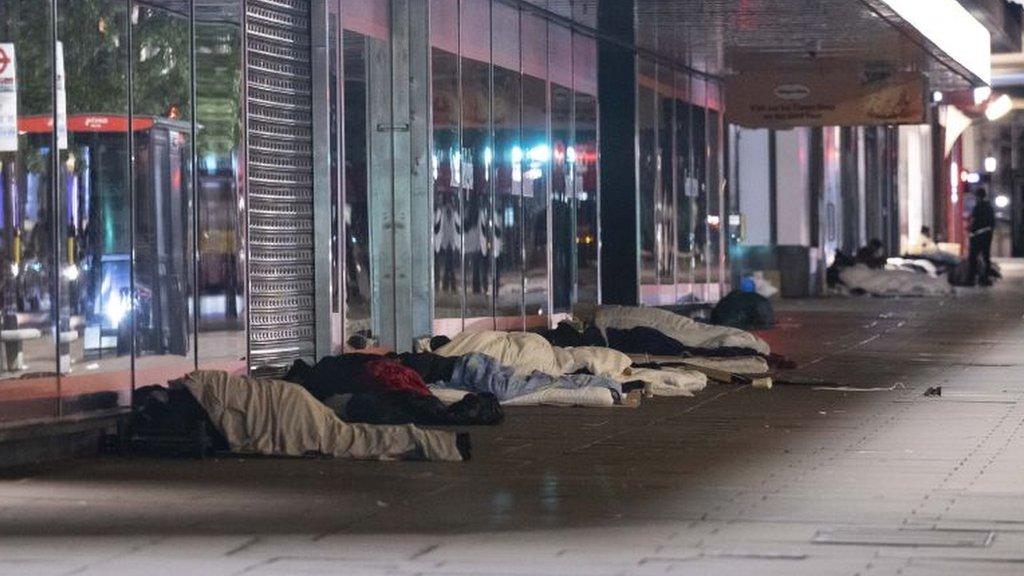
(519, 0, 981, 89)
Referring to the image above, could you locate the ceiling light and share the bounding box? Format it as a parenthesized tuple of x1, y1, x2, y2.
(995, 195, 1010, 209)
(985, 94, 1013, 121)
(985, 156, 998, 173)
(974, 86, 992, 105)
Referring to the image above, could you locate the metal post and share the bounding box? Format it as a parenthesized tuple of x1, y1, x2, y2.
(311, 0, 333, 358)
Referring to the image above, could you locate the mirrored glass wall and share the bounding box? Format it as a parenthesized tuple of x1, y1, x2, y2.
(0, 0, 246, 426)
(428, 0, 600, 334)
(637, 58, 726, 306)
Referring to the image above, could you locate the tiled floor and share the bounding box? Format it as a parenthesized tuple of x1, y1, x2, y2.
(3, 263, 1024, 575)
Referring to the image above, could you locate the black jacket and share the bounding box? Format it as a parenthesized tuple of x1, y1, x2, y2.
(971, 199, 995, 233)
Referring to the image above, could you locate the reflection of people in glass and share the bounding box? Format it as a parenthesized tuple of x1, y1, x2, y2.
(434, 192, 460, 293)
(466, 202, 489, 295)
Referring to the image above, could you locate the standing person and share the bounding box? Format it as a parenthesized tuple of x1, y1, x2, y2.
(968, 188, 995, 287)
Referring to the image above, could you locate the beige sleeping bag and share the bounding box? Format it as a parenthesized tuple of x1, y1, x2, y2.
(184, 370, 463, 462)
(594, 305, 771, 355)
(435, 330, 707, 396)
(435, 331, 632, 377)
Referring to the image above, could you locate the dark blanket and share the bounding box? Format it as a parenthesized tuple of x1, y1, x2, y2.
(286, 356, 504, 426)
(396, 352, 460, 384)
(131, 384, 229, 454)
(536, 322, 608, 347)
(335, 391, 504, 426)
(285, 355, 431, 400)
(711, 290, 774, 329)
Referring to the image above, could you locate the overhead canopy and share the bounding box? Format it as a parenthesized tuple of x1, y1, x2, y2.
(529, 0, 991, 90)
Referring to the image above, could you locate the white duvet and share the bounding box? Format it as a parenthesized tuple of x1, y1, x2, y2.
(594, 305, 771, 355)
(184, 370, 463, 462)
(435, 330, 707, 397)
(839, 264, 953, 297)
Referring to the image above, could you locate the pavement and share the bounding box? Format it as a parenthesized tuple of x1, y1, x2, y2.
(2, 262, 1024, 575)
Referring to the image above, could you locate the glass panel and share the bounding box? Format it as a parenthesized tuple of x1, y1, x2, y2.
(637, 58, 657, 303)
(430, 0, 461, 323)
(131, 0, 195, 383)
(657, 64, 675, 291)
(341, 28, 372, 340)
(675, 72, 694, 299)
(460, 0, 492, 323)
(549, 24, 572, 313)
(329, 0, 340, 336)
(573, 33, 598, 306)
(691, 78, 708, 300)
(492, 2, 523, 323)
(707, 85, 723, 292)
(521, 13, 547, 322)
(56, 0, 131, 415)
(0, 0, 59, 422)
(195, 1, 245, 373)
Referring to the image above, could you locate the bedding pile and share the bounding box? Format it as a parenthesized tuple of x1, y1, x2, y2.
(434, 329, 708, 400)
(838, 264, 953, 297)
(127, 304, 783, 463)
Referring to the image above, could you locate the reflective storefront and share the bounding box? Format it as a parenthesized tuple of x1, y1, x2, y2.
(0, 0, 246, 424)
(0, 0, 728, 427)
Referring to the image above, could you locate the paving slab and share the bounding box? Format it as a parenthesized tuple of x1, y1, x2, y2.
(2, 261, 1024, 574)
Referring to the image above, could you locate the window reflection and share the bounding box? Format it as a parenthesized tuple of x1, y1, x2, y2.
(492, 2, 523, 323)
(460, 0, 492, 323)
(708, 102, 723, 292)
(0, 0, 59, 421)
(430, 0, 461, 323)
(550, 24, 573, 314)
(342, 30, 372, 339)
(676, 72, 695, 299)
(196, 0, 246, 372)
(573, 42, 599, 306)
(692, 77, 709, 298)
(131, 1, 195, 380)
(657, 64, 675, 292)
(55, 0, 131, 414)
(521, 14, 548, 322)
(638, 59, 657, 302)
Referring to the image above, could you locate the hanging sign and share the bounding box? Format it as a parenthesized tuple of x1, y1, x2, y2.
(0, 43, 17, 152)
(727, 70, 927, 128)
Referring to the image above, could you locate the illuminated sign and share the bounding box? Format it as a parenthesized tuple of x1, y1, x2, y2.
(727, 70, 927, 128)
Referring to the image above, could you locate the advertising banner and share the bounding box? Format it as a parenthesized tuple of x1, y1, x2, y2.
(727, 70, 927, 128)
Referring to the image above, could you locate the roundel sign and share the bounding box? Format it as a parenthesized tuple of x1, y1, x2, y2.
(0, 47, 10, 75)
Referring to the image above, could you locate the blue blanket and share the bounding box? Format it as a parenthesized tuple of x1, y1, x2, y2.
(436, 353, 622, 402)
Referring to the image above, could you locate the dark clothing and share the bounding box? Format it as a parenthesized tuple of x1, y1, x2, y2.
(968, 231, 993, 286)
(396, 352, 459, 384)
(285, 355, 431, 401)
(711, 290, 774, 329)
(855, 246, 886, 269)
(335, 391, 504, 426)
(288, 356, 504, 426)
(970, 199, 996, 233)
(130, 384, 230, 455)
(537, 321, 608, 348)
(968, 199, 996, 285)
